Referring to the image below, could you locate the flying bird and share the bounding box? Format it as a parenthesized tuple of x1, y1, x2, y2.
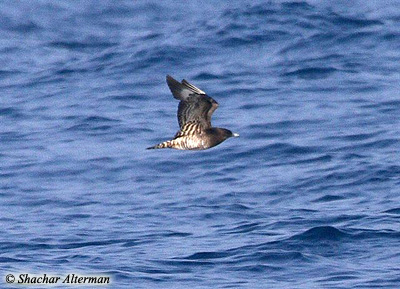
(147, 75, 239, 150)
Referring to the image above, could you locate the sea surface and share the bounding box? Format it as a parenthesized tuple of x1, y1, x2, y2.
(1, 1, 400, 288)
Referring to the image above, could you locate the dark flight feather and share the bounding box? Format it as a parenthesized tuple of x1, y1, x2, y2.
(166, 75, 219, 129)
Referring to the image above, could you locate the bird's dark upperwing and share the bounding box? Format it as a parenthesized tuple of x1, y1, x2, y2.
(166, 75, 218, 129)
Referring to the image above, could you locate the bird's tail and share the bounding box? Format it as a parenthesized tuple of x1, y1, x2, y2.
(146, 140, 174, 150)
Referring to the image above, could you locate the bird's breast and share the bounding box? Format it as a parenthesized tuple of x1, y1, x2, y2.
(172, 135, 210, 150)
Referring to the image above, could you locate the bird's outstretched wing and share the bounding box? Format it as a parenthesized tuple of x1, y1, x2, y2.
(166, 75, 219, 130)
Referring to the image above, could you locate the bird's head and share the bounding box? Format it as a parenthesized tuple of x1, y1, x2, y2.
(219, 128, 240, 139)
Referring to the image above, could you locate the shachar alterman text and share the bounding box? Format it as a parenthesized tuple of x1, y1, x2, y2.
(17, 273, 110, 284)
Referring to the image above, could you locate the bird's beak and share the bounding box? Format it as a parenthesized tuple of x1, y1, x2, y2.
(232, 133, 240, 137)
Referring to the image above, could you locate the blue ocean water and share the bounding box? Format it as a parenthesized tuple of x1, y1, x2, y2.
(1, 1, 400, 288)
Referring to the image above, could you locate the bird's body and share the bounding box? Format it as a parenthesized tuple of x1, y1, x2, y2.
(147, 75, 239, 150)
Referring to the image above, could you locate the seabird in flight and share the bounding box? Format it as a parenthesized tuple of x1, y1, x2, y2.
(147, 75, 239, 150)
